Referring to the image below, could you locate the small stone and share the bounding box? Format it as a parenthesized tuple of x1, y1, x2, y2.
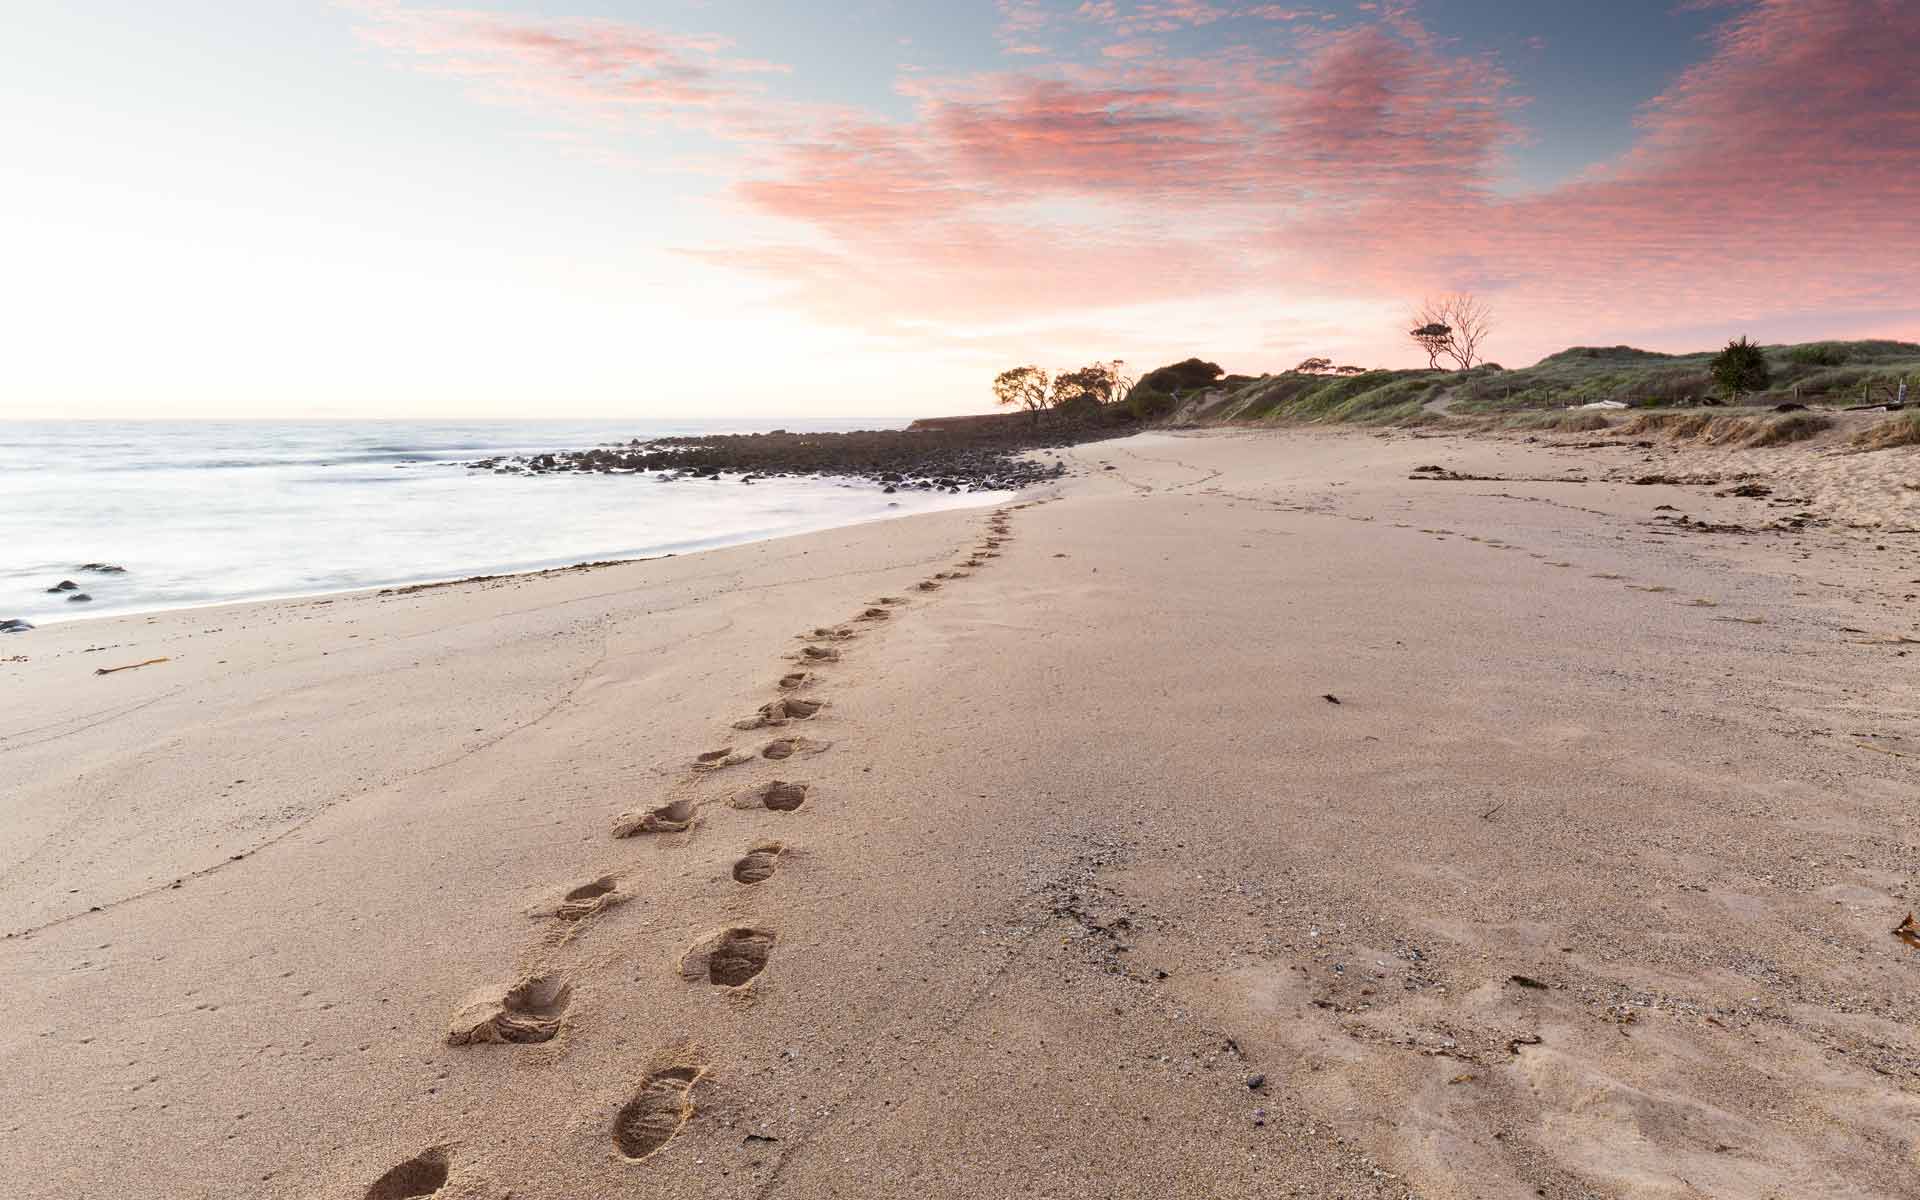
(1246, 1073, 1266, 1090)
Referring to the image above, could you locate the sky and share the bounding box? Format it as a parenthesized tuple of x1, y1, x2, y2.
(2, 0, 1916, 419)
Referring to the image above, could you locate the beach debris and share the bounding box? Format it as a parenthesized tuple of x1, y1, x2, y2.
(1321, 693, 1341, 705)
(94, 657, 170, 676)
(1509, 974, 1550, 990)
(1447, 1073, 1476, 1085)
(1894, 913, 1920, 950)
(1479, 801, 1508, 821)
(0, 619, 33, 634)
(1506, 1034, 1543, 1054)
(612, 797, 698, 837)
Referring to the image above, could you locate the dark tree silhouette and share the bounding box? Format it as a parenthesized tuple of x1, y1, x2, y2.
(1710, 336, 1771, 402)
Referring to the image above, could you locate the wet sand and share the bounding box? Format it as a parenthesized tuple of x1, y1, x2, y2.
(3, 427, 1917, 1199)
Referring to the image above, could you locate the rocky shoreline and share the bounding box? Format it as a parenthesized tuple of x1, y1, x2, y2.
(463, 415, 1129, 493)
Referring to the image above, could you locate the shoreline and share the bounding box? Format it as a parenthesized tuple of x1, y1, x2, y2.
(2, 480, 1015, 632)
(5, 426, 1917, 1199)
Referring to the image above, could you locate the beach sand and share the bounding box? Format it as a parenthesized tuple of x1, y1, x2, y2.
(4, 427, 1918, 1199)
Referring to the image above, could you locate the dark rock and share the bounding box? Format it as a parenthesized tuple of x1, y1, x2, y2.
(47, 580, 78, 593)
(0, 619, 32, 633)
(78, 563, 127, 574)
(1246, 1073, 1266, 1090)
(67, 593, 93, 603)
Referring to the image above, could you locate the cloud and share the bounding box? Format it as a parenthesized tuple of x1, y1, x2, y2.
(356, 0, 1919, 367)
(347, 0, 789, 132)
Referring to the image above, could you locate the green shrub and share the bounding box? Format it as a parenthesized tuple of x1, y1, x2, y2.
(1127, 388, 1175, 420)
(1785, 343, 1848, 367)
(1710, 336, 1771, 401)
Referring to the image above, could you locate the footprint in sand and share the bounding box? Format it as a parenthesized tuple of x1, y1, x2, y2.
(796, 645, 840, 663)
(799, 626, 855, 642)
(962, 558, 983, 567)
(1628, 584, 1675, 593)
(734, 697, 824, 730)
(680, 927, 775, 987)
(916, 580, 941, 592)
(855, 606, 890, 621)
(692, 747, 752, 772)
(614, 1051, 709, 1162)
(612, 797, 698, 837)
(364, 1148, 450, 1200)
(732, 780, 807, 811)
(872, 596, 906, 605)
(732, 843, 784, 884)
(447, 973, 572, 1046)
(760, 736, 829, 761)
(945, 570, 971, 579)
(554, 875, 627, 922)
(777, 671, 813, 690)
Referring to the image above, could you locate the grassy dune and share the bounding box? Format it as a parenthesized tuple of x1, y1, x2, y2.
(1164, 339, 1918, 430)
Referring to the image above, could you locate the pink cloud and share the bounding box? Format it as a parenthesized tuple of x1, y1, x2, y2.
(358, 0, 1919, 367)
(347, 0, 791, 133)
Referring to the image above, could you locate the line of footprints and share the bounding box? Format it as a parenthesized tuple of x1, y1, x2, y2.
(362, 504, 1036, 1200)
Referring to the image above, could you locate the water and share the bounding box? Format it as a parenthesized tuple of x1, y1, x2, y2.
(1, 419, 1000, 626)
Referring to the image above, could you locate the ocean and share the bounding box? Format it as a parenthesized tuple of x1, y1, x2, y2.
(1, 419, 1000, 627)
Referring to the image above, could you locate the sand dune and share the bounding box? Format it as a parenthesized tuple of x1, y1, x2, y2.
(3, 429, 1917, 1199)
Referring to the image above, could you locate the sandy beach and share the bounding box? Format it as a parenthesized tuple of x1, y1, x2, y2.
(5, 427, 1918, 1200)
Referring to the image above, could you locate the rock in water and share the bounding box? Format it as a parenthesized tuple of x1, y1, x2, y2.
(0, 619, 33, 633)
(78, 563, 127, 574)
(46, 580, 78, 593)
(67, 593, 93, 603)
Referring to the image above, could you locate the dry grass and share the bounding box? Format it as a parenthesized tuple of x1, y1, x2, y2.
(1852, 412, 1920, 451)
(1618, 411, 1831, 447)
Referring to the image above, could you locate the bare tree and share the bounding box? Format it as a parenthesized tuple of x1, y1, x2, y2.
(1408, 294, 1493, 371)
(1296, 356, 1333, 374)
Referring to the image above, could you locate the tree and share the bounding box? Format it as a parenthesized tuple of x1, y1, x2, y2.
(992, 366, 1051, 415)
(1134, 358, 1223, 395)
(1296, 356, 1333, 374)
(1710, 336, 1770, 402)
(1408, 318, 1452, 369)
(1052, 361, 1129, 408)
(1408, 294, 1493, 370)
(1333, 365, 1368, 376)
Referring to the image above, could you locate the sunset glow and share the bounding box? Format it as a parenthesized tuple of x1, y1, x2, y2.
(5, 0, 1915, 417)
